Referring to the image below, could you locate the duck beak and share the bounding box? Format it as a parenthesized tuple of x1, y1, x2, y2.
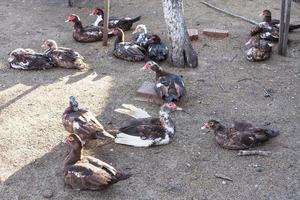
(89, 12, 94, 16)
(259, 12, 264, 17)
(176, 106, 183, 111)
(245, 40, 251, 46)
(201, 123, 208, 130)
(65, 19, 70, 22)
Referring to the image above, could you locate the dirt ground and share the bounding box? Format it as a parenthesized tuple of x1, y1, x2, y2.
(0, 0, 299, 199)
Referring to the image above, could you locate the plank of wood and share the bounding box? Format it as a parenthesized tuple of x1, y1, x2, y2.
(282, 0, 292, 56)
(102, 0, 110, 46)
(203, 28, 229, 38)
(136, 81, 164, 105)
(278, 0, 286, 55)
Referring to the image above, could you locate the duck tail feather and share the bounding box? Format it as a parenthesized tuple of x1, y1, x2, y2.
(114, 104, 151, 119)
(266, 129, 280, 138)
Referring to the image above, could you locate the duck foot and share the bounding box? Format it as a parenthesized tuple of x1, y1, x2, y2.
(238, 150, 271, 156)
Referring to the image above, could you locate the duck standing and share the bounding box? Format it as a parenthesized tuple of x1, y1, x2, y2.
(201, 120, 279, 150)
(65, 14, 112, 42)
(112, 28, 146, 62)
(8, 48, 54, 70)
(90, 7, 141, 31)
(42, 39, 87, 70)
(114, 103, 180, 147)
(64, 134, 130, 190)
(142, 61, 185, 103)
(62, 96, 115, 144)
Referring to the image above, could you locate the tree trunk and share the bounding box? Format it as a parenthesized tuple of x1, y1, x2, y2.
(162, 0, 198, 68)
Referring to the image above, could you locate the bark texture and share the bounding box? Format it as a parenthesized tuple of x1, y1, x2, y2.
(162, 0, 198, 68)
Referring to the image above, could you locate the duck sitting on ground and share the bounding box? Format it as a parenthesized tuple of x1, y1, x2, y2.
(90, 7, 141, 31)
(8, 48, 54, 70)
(42, 39, 87, 70)
(114, 102, 180, 147)
(245, 35, 272, 62)
(64, 134, 130, 190)
(201, 120, 279, 150)
(112, 28, 146, 62)
(132, 24, 154, 48)
(142, 61, 185, 103)
(65, 14, 113, 43)
(62, 96, 115, 144)
(146, 35, 169, 62)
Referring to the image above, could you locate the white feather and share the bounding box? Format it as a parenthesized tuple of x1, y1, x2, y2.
(114, 104, 151, 119)
(115, 133, 153, 147)
(94, 16, 103, 26)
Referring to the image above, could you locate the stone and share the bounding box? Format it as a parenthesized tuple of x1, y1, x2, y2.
(203, 28, 229, 38)
(135, 81, 164, 105)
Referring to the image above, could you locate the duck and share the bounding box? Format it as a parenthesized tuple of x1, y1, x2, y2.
(146, 35, 169, 62)
(8, 48, 54, 70)
(62, 96, 115, 144)
(245, 36, 272, 62)
(42, 39, 87, 70)
(132, 24, 154, 49)
(64, 133, 130, 190)
(112, 28, 146, 62)
(201, 119, 279, 150)
(65, 14, 113, 43)
(142, 61, 186, 103)
(114, 102, 180, 147)
(90, 7, 141, 31)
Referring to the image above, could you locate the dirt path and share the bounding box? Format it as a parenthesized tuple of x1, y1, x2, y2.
(0, 0, 299, 199)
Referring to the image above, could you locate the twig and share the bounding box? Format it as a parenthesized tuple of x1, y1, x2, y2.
(238, 150, 271, 156)
(201, 1, 258, 25)
(230, 54, 238, 62)
(214, 174, 233, 181)
(263, 89, 272, 97)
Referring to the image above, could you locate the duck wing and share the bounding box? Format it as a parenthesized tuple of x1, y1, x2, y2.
(9, 53, 54, 70)
(114, 42, 146, 61)
(84, 156, 117, 175)
(148, 43, 169, 61)
(156, 74, 185, 101)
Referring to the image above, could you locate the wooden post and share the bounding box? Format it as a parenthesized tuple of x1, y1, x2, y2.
(278, 0, 292, 56)
(103, 0, 110, 46)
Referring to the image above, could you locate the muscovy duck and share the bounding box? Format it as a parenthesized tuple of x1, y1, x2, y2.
(64, 134, 130, 190)
(201, 120, 279, 150)
(8, 48, 54, 70)
(114, 103, 180, 147)
(90, 7, 141, 31)
(42, 39, 87, 70)
(65, 14, 113, 43)
(62, 96, 115, 144)
(112, 28, 146, 62)
(132, 24, 153, 49)
(245, 36, 272, 62)
(146, 35, 169, 62)
(142, 61, 186, 103)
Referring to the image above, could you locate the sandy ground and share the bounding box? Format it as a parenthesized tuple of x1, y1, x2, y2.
(0, 0, 300, 199)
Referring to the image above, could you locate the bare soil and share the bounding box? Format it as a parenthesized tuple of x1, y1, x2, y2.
(0, 0, 299, 199)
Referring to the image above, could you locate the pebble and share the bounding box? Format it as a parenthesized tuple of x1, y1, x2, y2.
(222, 181, 226, 185)
(42, 189, 53, 198)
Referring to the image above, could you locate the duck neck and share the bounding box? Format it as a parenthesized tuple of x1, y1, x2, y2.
(114, 30, 124, 49)
(159, 107, 175, 137)
(214, 124, 227, 136)
(94, 15, 103, 26)
(74, 21, 84, 32)
(64, 147, 81, 167)
(263, 16, 272, 23)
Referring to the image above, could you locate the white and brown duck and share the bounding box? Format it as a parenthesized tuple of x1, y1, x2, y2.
(8, 48, 54, 70)
(132, 24, 153, 49)
(146, 35, 169, 62)
(112, 28, 146, 62)
(201, 120, 279, 150)
(245, 35, 272, 62)
(64, 133, 130, 190)
(90, 7, 141, 31)
(142, 61, 186, 103)
(65, 14, 113, 43)
(42, 39, 87, 70)
(62, 96, 115, 144)
(114, 102, 180, 147)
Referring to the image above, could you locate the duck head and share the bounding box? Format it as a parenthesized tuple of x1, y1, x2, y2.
(90, 7, 104, 16)
(141, 61, 162, 72)
(161, 102, 182, 112)
(69, 96, 79, 111)
(132, 24, 147, 34)
(201, 120, 222, 131)
(147, 35, 161, 45)
(41, 39, 58, 50)
(66, 133, 83, 150)
(260, 10, 272, 22)
(65, 14, 80, 23)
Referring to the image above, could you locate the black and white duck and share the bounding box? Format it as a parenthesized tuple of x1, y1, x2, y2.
(65, 14, 113, 43)
(112, 28, 146, 62)
(42, 39, 87, 70)
(146, 35, 169, 62)
(142, 61, 186, 103)
(8, 48, 54, 70)
(64, 133, 130, 190)
(132, 24, 153, 49)
(245, 35, 272, 62)
(62, 96, 115, 144)
(114, 102, 180, 147)
(90, 7, 141, 31)
(201, 120, 279, 150)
